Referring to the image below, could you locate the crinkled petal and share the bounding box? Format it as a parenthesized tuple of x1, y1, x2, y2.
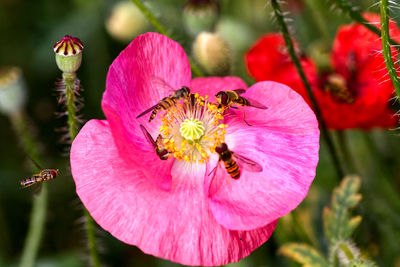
(206, 81, 319, 230)
(71, 120, 277, 266)
(244, 33, 318, 101)
(103, 32, 191, 161)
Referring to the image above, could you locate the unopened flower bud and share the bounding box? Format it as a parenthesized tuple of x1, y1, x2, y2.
(106, 1, 149, 42)
(53, 35, 83, 74)
(193, 32, 232, 76)
(0, 67, 27, 115)
(183, 0, 219, 36)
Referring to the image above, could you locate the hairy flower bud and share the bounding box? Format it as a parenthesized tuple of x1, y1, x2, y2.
(193, 32, 232, 76)
(0, 67, 26, 115)
(53, 35, 83, 74)
(183, 0, 219, 36)
(106, 1, 148, 42)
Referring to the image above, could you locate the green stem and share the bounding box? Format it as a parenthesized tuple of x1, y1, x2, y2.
(270, 0, 344, 179)
(380, 0, 400, 98)
(63, 73, 101, 267)
(336, 131, 357, 174)
(11, 111, 47, 267)
(130, 0, 168, 36)
(333, 0, 400, 47)
(63, 73, 78, 140)
(130, 0, 204, 77)
(304, 0, 331, 44)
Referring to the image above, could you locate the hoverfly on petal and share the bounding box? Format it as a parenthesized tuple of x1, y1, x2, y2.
(136, 76, 191, 122)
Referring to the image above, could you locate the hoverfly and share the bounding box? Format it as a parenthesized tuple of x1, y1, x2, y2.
(20, 156, 59, 188)
(140, 124, 170, 160)
(215, 89, 268, 110)
(215, 89, 267, 126)
(136, 77, 190, 122)
(209, 142, 262, 180)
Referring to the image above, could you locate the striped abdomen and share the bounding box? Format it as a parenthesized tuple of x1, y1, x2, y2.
(223, 158, 240, 179)
(149, 97, 177, 122)
(20, 175, 43, 188)
(234, 96, 251, 107)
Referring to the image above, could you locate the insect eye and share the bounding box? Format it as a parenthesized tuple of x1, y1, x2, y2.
(215, 143, 227, 154)
(220, 93, 228, 104)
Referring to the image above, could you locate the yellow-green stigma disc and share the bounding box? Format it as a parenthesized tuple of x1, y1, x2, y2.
(179, 118, 205, 141)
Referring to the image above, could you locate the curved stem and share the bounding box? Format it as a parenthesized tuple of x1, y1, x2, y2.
(333, 0, 400, 47)
(270, 0, 345, 179)
(63, 73, 101, 267)
(11, 111, 47, 267)
(130, 0, 204, 77)
(380, 0, 400, 98)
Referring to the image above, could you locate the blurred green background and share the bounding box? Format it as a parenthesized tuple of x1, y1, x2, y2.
(1, 0, 400, 266)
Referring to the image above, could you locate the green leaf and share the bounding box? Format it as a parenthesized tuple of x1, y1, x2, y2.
(347, 258, 377, 267)
(280, 243, 329, 267)
(323, 175, 362, 243)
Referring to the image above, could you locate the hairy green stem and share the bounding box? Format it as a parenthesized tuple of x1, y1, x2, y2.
(130, 0, 204, 77)
(336, 131, 357, 174)
(63, 73, 78, 140)
(380, 0, 400, 98)
(333, 0, 400, 47)
(63, 73, 101, 267)
(11, 111, 47, 267)
(271, 0, 344, 179)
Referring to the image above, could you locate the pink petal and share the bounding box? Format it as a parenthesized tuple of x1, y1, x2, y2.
(103, 32, 191, 161)
(206, 81, 319, 230)
(71, 120, 277, 266)
(191, 76, 248, 103)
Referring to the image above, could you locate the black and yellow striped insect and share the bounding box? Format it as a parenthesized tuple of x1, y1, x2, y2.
(215, 89, 268, 110)
(136, 77, 191, 122)
(20, 156, 59, 188)
(140, 124, 170, 160)
(210, 142, 262, 180)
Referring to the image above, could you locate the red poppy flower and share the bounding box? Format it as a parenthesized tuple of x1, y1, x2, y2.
(245, 14, 399, 130)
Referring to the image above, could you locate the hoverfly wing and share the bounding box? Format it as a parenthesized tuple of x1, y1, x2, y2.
(149, 76, 176, 94)
(234, 153, 263, 172)
(136, 103, 160, 119)
(26, 154, 43, 170)
(246, 97, 268, 110)
(233, 89, 246, 95)
(140, 124, 157, 149)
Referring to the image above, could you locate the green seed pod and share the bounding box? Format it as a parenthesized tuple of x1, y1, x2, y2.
(53, 35, 83, 74)
(183, 0, 219, 36)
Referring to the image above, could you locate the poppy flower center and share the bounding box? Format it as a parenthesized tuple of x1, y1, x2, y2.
(324, 73, 355, 103)
(159, 93, 227, 163)
(180, 118, 205, 141)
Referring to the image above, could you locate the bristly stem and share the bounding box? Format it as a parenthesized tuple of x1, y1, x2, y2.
(63, 73, 79, 140)
(333, 0, 400, 47)
(270, 0, 345, 179)
(380, 0, 400, 98)
(130, 0, 204, 77)
(63, 73, 101, 267)
(11, 111, 47, 267)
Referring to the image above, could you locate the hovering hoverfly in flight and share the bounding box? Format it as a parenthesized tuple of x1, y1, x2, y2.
(209, 142, 262, 180)
(136, 77, 191, 122)
(140, 124, 170, 160)
(20, 156, 59, 188)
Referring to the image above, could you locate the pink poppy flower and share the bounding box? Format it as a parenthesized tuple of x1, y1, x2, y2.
(70, 32, 320, 266)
